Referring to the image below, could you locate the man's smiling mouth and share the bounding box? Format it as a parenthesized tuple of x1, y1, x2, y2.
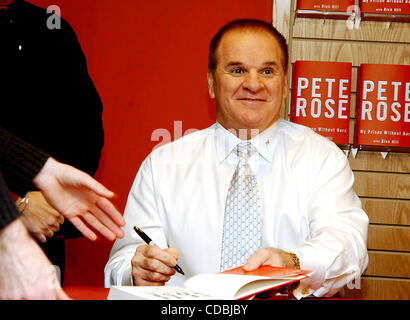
(237, 98, 266, 101)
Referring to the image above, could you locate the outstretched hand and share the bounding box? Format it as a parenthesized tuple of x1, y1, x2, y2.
(33, 158, 125, 241)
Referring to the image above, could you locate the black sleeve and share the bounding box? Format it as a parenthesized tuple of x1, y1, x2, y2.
(0, 127, 49, 196)
(0, 127, 49, 228)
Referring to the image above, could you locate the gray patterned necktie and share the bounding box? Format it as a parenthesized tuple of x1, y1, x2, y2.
(220, 142, 262, 271)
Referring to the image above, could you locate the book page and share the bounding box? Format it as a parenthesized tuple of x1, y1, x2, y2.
(108, 267, 312, 300)
(235, 279, 291, 299)
(184, 271, 309, 300)
(108, 285, 218, 300)
(184, 274, 259, 299)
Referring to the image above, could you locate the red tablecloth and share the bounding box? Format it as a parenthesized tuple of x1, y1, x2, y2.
(64, 286, 109, 300)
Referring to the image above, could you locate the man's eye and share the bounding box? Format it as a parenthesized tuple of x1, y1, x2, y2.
(261, 69, 273, 75)
(232, 68, 244, 74)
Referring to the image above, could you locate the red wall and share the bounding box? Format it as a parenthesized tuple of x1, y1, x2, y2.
(30, 0, 272, 286)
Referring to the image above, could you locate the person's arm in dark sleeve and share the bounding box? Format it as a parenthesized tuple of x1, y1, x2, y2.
(0, 127, 49, 229)
(0, 127, 49, 198)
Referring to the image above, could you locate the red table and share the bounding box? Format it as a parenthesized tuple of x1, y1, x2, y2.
(64, 287, 109, 300)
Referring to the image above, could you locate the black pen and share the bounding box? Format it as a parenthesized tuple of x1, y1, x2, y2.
(133, 226, 185, 275)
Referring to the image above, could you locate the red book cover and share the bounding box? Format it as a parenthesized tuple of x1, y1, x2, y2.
(354, 64, 410, 150)
(360, 0, 410, 15)
(297, 0, 355, 11)
(290, 60, 352, 145)
(219, 266, 312, 299)
(221, 265, 311, 277)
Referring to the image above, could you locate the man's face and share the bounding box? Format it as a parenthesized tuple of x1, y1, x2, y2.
(207, 29, 288, 136)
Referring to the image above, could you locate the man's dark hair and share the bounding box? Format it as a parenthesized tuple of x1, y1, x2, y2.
(208, 19, 289, 73)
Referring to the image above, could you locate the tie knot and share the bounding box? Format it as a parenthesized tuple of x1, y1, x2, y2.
(236, 142, 256, 159)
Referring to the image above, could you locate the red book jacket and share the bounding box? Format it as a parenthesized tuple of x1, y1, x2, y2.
(290, 60, 352, 145)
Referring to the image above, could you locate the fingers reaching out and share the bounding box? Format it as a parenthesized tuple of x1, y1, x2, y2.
(33, 158, 125, 242)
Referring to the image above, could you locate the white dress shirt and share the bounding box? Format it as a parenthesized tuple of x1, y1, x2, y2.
(104, 119, 369, 297)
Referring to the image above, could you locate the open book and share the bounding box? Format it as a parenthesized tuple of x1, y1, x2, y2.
(108, 266, 312, 300)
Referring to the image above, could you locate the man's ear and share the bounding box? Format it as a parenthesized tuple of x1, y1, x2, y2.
(207, 70, 215, 99)
(282, 73, 289, 99)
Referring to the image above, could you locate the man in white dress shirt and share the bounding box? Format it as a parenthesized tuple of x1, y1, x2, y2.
(105, 19, 368, 298)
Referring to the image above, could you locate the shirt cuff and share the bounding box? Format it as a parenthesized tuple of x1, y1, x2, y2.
(104, 255, 134, 287)
(292, 243, 340, 297)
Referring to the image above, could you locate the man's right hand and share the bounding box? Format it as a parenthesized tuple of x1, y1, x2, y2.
(131, 245, 178, 286)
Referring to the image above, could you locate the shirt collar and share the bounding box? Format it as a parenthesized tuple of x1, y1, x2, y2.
(214, 121, 279, 163)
